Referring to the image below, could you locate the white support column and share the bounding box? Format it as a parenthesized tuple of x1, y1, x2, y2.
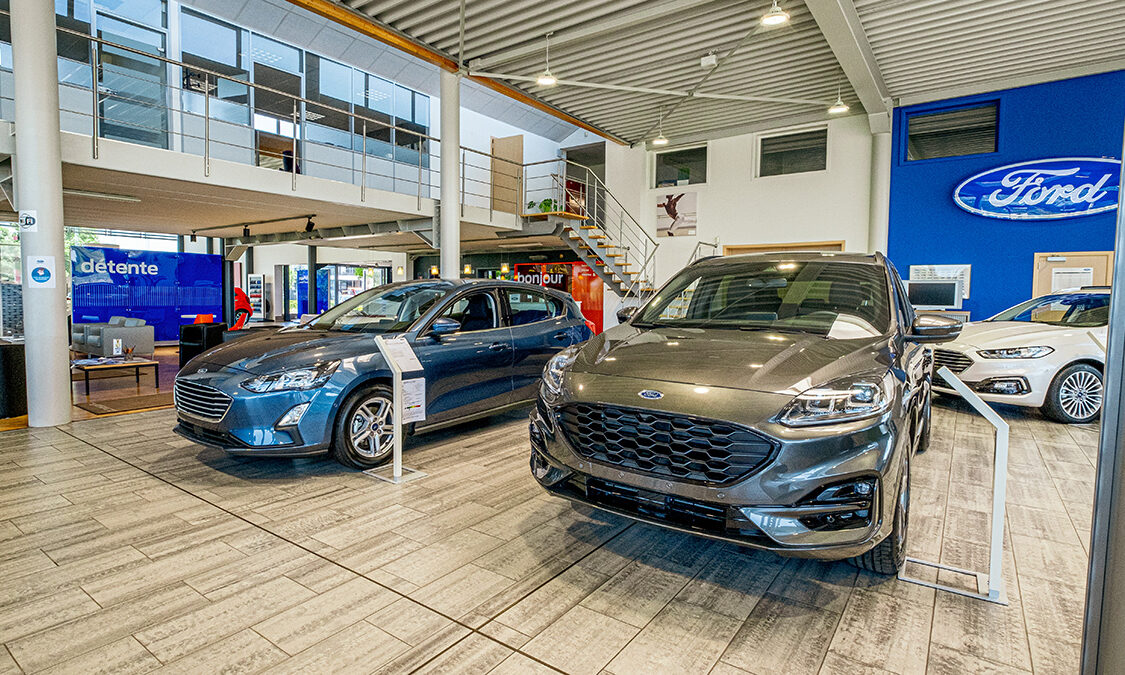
(12, 0, 71, 427)
(439, 70, 461, 280)
(867, 112, 892, 254)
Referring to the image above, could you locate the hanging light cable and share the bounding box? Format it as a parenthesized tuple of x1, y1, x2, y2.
(536, 32, 557, 86)
(828, 85, 849, 114)
(652, 106, 669, 146)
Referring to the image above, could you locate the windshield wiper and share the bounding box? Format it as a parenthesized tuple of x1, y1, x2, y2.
(738, 325, 827, 337)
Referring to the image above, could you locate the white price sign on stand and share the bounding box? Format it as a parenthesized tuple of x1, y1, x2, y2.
(370, 335, 427, 484)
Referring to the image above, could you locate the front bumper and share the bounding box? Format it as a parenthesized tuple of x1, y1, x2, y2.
(529, 378, 906, 560)
(932, 348, 1054, 407)
(173, 367, 337, 457)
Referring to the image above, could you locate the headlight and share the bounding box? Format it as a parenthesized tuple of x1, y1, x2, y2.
(977, 346, 1054, 359)
(241, 361, 340, 393)
(778, 372, 893, 427)
(542, 346, 580, 395)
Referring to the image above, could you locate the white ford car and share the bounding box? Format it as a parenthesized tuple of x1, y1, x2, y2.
(931, 288, 1109, 423)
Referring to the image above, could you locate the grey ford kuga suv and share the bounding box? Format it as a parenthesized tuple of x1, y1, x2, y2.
(529, 252, 962, 574)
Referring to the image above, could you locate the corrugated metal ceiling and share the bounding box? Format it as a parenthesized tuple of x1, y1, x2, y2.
(330, 0, 1125, 144)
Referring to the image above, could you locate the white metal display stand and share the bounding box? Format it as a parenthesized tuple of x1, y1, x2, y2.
(898, 366, 1009, 605)
(365, 335, 427, 484)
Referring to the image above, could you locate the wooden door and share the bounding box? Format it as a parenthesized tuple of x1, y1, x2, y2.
(490, 135, 523, 214)
(1032, 251, 1114, 296)
(723, 241, 845, 256)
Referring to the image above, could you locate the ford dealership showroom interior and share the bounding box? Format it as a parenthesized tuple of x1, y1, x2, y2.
(2, 0, 1125, 673)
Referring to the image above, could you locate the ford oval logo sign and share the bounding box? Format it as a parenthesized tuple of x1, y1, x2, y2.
(638, 389, 664, 400)
(953, 157, 1121, 220)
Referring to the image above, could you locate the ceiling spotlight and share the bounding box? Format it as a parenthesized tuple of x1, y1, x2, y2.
(242, 226, 250, 237)
(304, 217, 315, 232)
(189, 232, 197, 243)
(500, 262, 510, 274)
(828, 87, 849, 114)
(429, 265, 440, 277)
(536, 32, 557, 87)
(652, 133, 670, 146)
(761, 0, 790, 26)
(463, 263, 473, 275)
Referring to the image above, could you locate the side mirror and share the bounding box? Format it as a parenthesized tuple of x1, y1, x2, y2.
(428, 317, 461, 337)
(616, 306, 639, 323)
(907, 314, 962, 344)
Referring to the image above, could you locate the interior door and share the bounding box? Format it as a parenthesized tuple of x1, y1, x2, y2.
(97, 15, 168, 149)
(1033, 251, 1114, 297)
(413, 291, 514, 423)
(491, 134, 524, 214)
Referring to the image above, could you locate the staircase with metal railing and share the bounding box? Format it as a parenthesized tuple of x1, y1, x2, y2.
(520, 159, 657, 300)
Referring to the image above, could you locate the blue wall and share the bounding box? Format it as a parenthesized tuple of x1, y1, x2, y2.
(71, 247, 222, 342)
(887, 70, 1125, 319)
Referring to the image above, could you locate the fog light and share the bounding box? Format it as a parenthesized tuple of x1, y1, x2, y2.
(276, 402, 310, 428)
(798, 478, 876, 532)
(974, 377, 1029, 395)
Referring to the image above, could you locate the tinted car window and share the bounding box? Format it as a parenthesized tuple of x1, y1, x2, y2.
(506, 290, 564, 326)
(439, 292, 499, 332)
(990, 293, 1109, 327)
(307, 282, 450, 333)
(637, 260, 891, 338)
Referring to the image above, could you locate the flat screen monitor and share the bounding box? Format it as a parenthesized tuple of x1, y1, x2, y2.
(907, 279, 963, 310)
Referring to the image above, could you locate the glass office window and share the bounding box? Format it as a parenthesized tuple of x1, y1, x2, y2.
(906, 103, 998, 161)
(305, 53, 351, 148)
(251, 34, 300, 74)
(94, 0, 165, 28)
(759, 129, 828, 177)
(353, 73, 394, 157)
(180, 9, 248, 123)
(55, 0, 92, 64)
(654, 146, 707, 187)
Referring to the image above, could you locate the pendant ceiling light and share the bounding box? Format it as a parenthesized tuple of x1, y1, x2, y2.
(652, 107, 669, 146)
(536, 32, 557, 86)
(828, 86, 849, 114)
(761, 0, 790, 26)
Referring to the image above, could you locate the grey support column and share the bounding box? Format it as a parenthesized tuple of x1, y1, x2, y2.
(206, 238, 214, 255)
(439, 69, 461, 280)
(867, 112, 892, 254)
(176, 235, 185, 253)
(221, 239, 234, 326)
(12, 0, 70, 426)
(245, 246, 254, 277)
(306, 245, 317, 316)
(1081, 137, 1125, 674)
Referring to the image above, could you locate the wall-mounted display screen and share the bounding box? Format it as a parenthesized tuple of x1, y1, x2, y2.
(71, 246, 222, 341)
(906, 279, 963, 310)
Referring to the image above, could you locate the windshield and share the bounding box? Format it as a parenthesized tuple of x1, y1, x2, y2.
(636, 260, 891, 338)
(305, 282, 452, 333)
(990, 292, 1110, 327)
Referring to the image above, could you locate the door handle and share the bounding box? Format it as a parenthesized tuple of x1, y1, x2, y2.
(488, 342, 510, 352)
(553, 332, 569, 341)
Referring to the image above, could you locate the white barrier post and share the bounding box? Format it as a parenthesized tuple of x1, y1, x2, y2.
(369, 335, 426, 484)
(898, 366, 1009, 604)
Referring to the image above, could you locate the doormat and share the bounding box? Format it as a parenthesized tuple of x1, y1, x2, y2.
(77, 393, 174, 415)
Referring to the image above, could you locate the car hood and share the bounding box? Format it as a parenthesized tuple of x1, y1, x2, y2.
(951, 320, 1104, 350)
(188, 328, 378, 374)
(572, 324, 893, 396)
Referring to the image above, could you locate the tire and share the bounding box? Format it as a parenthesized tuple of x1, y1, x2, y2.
(332, 384, 396, 469)
(848, 456, 909, 575)
(1042, 363, 1103, 424)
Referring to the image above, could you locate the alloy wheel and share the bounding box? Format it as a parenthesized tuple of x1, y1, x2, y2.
(1059, 370, 1103, 420)
(349, 395, 394, 459)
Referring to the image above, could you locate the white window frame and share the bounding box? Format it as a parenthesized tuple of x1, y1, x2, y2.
(754, 123, 830, 179)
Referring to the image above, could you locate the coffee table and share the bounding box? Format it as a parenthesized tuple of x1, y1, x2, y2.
(72, 359, 159, 397)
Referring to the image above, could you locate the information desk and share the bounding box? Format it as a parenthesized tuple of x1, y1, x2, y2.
(72, 358, 159, 397)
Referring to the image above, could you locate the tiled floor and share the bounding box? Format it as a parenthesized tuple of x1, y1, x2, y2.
(0, 397, 1097, 674)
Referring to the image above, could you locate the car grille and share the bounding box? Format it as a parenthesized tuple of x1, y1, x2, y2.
(932, 348, 973, 374)
(174, 379, 233, 421)
(557, 403, 775, 486)
(176, 421, 242, 448)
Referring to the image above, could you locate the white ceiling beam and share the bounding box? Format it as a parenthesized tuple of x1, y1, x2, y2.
(804, 0, 891, 114)
(468, 0, 705, 70)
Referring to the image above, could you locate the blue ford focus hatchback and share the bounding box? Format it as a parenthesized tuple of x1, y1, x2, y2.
(174, 279, 593, 468)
